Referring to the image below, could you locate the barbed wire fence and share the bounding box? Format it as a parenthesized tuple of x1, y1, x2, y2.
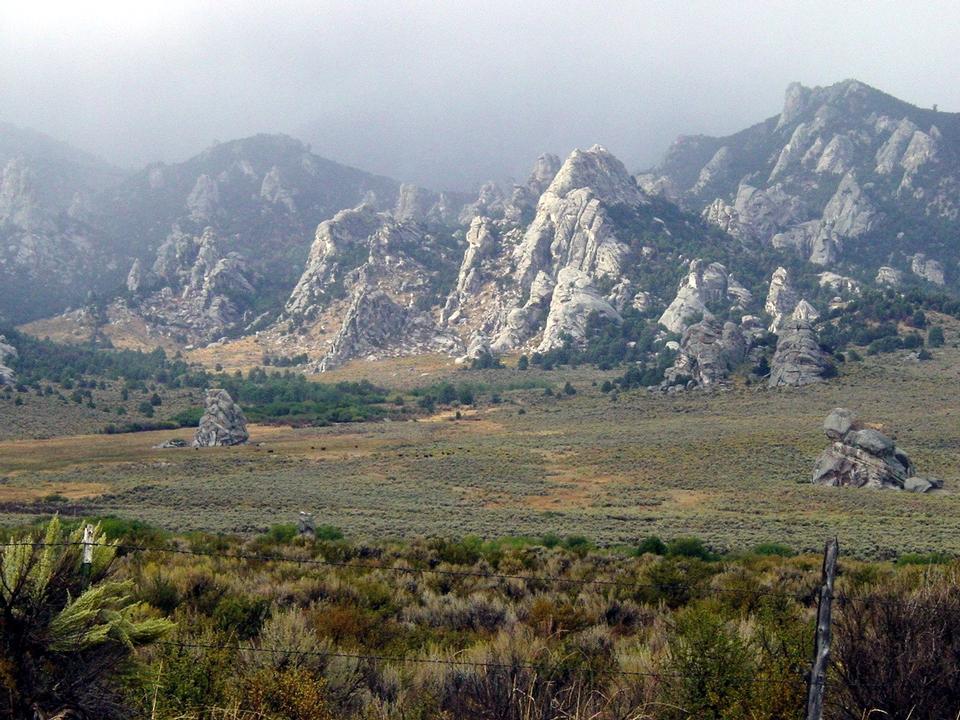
(5, 531, 860, 719)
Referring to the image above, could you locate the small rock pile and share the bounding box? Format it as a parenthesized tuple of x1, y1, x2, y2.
(193, 389, 249, 447)
(812, 408, 942, 492)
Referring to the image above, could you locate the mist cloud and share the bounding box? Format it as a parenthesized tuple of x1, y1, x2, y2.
(2, 0, 957, 190)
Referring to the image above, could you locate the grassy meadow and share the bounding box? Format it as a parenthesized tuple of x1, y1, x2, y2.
(2, 337, 960, 558)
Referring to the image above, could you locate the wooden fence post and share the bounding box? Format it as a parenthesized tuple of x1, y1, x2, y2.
(806, 537, 839, 720)
(81, 524, 95, 588)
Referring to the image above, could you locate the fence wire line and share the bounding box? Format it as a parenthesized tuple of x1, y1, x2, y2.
(152, 639, 816, 686)
(1, 540, 816, 600)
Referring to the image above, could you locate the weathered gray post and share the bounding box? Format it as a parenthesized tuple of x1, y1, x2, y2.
(81, 524, 95, 588)
(806, 537, 839, 720)
(298, 511, 316, 539)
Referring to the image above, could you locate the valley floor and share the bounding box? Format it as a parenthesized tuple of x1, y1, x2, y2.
(2, 346, 960, 558)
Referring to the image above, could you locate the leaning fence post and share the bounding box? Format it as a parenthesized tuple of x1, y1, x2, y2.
(806, 537, 839, 720)
(81, 524, 95, 588)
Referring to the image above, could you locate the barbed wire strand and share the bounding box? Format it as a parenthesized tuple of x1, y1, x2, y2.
(152, 639, 815, 686)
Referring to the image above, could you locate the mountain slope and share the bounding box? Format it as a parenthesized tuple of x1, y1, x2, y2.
(2, 129, 403, 337)
(639, 79, 960, 286)
(104, 134, 403, 343)
(0, 123, 125, 321)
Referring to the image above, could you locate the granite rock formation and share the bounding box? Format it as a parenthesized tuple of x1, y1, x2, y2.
(813, 408, 942, 492)
(664, 318, 748, 387)
(193, 389, 249, 447)
(659, 260, 751, 334)
(768, 320, 832, 387)
(0, 335, 17, 385)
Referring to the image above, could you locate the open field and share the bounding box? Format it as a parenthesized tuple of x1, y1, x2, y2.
(3, 340, 960, 558)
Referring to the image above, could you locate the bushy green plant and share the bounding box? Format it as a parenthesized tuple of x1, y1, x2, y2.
(753, 542, 796, 557)
(929, 325, 946, 347)
(661, 603, 754, 719)
(265, 523, 298, 543)
(667, 536, 715, 560)
(636, 535, 668, 556)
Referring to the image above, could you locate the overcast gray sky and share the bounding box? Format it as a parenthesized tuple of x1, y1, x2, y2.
(2, 1, 958, 190)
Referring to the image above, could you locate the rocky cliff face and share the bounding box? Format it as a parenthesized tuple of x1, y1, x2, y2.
(283, 205, 462, 370)
(485, 146, 670, 353)
(642, 79, 960, 286)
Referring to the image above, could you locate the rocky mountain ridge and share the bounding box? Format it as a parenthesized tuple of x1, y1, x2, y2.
(640, 79, 960, 287)
(0, 130, 402, 332)
(9, 80, 960, 385)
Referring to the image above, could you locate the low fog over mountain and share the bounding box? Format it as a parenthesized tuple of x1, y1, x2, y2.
(2, 1, 958, 189)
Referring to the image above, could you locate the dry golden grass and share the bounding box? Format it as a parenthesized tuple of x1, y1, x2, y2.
(186, 335, 267, 373)
(18, 310, 98, 345)
(0, 481, 107, 502)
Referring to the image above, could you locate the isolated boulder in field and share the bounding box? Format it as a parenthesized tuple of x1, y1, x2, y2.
(193, 389, 249, 447)
(812, 408, 942, 492)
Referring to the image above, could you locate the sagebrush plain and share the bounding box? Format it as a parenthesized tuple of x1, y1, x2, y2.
(3, 334, 960, 559)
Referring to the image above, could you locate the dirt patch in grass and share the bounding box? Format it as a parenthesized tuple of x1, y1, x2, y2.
(0, 481, 108, 502)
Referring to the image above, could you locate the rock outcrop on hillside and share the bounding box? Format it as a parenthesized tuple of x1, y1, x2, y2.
(664, 318, 748, 387)
(876, 266, 903, 286)
(193, 389, 249, 447)
(512, 145, 642, 292)
(394, 183, 466, 225)
(911, 253, 946, 285)
(123, 227, 257, 343)
(764, 266, 800, 331)
(316, 281, 460, 372)
(473, 146, 650, 352)
(768, 320, 832, 387)
(285, 204, 462, 370)
(537, 268, 621, 352)
(818, 271, 861, 294)
(812, 408, 942, 492)
(0, 335, 17, 385)
(659, 259, 751, 334)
